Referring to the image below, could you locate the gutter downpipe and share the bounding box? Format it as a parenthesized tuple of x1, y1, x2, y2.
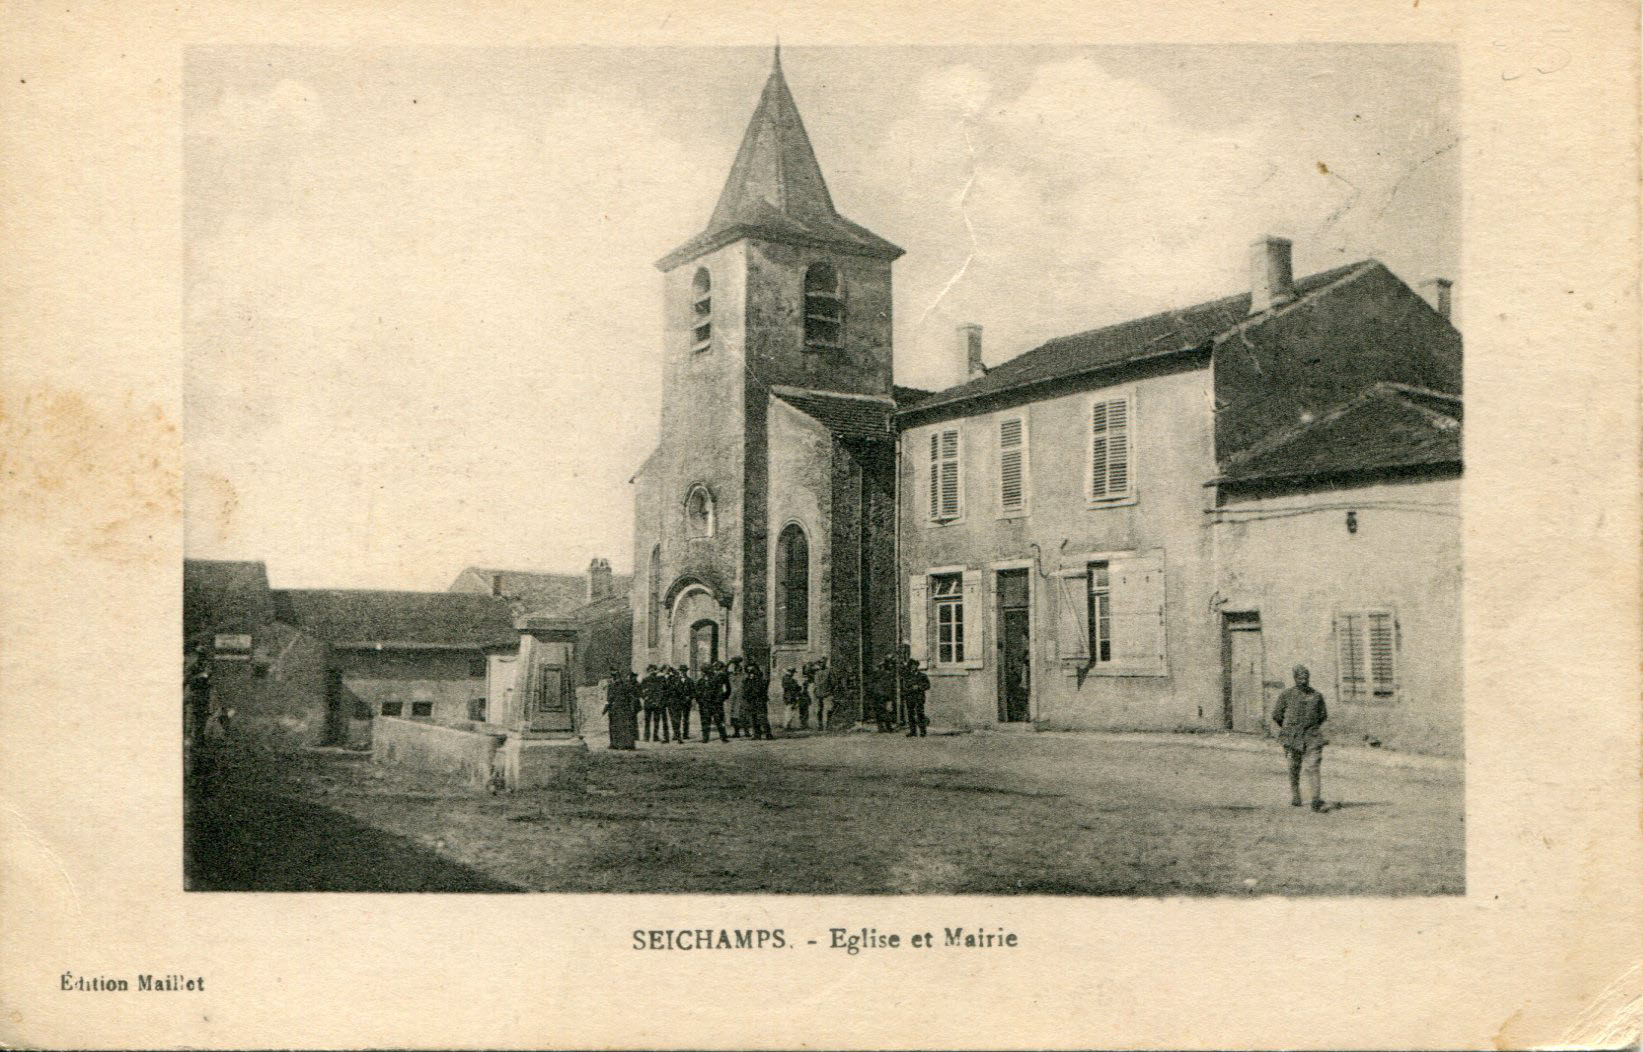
(891, 426, 903, 728)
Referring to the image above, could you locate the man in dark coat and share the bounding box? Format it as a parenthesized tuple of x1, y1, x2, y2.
(603, 672, 639, 750)
(639, 665, 666, 743)
(668, 666, 693, 743)
(746, 661, 774, 739)
(1271, 664, 1329, 811)
(697, 665, 729, 742)
(899, 655, 931, 738)
(873, 654, 898, 732)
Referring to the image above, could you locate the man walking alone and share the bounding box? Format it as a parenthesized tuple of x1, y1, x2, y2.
(1271, 664, 1329, 812)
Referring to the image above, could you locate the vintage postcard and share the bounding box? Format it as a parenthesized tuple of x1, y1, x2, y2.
(2, 0, 1638, 1049)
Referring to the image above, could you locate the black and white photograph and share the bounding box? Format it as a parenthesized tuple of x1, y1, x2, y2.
(182, 43, 1467, 896)
(4, 1, 1641, 1048)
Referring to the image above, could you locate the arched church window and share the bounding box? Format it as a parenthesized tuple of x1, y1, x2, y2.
(685, 485, 716, 538)
(692, 268, 712, 351)
(647, 544, 661, 647)
(803, 263, 843, 351)
(774, 523, 809, 644)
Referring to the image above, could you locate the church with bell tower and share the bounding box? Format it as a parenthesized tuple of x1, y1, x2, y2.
(630, 48, 905, 699)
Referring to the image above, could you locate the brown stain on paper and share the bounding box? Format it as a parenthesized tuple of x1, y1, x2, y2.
(0, 387, 181, 564)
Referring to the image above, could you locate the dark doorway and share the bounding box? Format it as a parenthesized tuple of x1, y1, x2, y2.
(323, 669, 348, 745)
(690, 619, 719, 671)
(1222, 612, 1265, 732)
(996, 569, 1031, 722)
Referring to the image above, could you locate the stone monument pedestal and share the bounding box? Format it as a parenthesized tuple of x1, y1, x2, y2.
(496, 732, 587, 791)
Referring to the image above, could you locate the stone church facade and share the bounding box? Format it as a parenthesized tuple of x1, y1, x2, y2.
(630, 51, 901, 700)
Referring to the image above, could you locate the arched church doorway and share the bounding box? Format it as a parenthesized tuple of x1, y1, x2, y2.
(670, 586, 721, 668)
(689, 620, 719, 670)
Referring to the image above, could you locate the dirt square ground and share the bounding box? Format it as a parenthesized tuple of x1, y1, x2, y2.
(187, 727, 1462, 896)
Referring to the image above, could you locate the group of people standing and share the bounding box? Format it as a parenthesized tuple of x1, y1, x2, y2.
(602, 659, 774, 750)
(603, 648, 934, 749)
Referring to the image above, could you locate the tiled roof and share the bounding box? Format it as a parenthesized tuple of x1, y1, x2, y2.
(892, 384, 933, 407)
(449, 567, 630, 617)
(183, 559, 274, 642)
(772, 386, 895, 439)
(1216, 383, 1461, 484)
(900, 261, 1370, 417)
(657, 52, 901, 270)
(274, 589, 520, 649)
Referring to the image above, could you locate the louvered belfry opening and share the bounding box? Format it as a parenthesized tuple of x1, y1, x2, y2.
(803, 262, 843, 350)
(691, 267, 712, 350)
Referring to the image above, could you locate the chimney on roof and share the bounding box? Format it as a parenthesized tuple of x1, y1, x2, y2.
(1249, 236, 1295, 315)
(489, 573, 504, 597)
(958, 323, 985, 383)
(1419, 277, 1453, 321)
(587, 558, 613, 602)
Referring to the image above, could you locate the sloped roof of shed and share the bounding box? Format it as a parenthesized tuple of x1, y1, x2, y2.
(183, 559, 274, 641)
(274, 589, 520, 649)
(1215, 383, 1461, 483)
(450, 567, 631, 616)
(772, 386, 895, 439)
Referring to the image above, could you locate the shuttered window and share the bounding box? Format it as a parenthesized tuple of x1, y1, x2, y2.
(1053, 554, 1166, 676)
(928, 428, 962, 522)
(1089, 396, 1133, 501)
(998, 415, 1028, 514)
(1336, 610, 1397, 702)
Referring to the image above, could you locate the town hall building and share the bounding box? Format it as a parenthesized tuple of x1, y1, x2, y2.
(631, 52, 1464, 754)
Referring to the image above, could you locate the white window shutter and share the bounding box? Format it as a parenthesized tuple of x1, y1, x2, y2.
(1053, 571, 1090, 666)
(1335, 613, 1363, 702)
(961, 568, 985, 668)
(1108, 556, 1166, 675)
(1367, 612, 1396, 698)
(907, 576, 929, 664)
(928, 434, 940, 521)
(998, 416, 1026, 512)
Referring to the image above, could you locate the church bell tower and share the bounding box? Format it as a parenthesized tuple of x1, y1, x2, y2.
(634, 48, 903, 679)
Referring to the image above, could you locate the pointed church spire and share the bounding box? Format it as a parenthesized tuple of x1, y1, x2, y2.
(657, 50, 902, 270)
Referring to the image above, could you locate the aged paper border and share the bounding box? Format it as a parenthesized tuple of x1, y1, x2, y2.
(2, 0, 1639, 1048)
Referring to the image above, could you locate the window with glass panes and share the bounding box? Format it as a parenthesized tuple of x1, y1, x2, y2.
(932, 573, 964, 664)
(1087, 562, 1112, 664)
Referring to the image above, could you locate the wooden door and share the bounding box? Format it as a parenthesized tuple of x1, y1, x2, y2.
(690, 620, 718, 671)
(1223, 615, 1265, 733)
(995, 569, 1031, 722)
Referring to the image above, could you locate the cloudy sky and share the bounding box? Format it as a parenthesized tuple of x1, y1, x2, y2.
(184, 45, 1458, 589)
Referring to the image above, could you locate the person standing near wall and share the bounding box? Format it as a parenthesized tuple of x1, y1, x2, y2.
(669, 666, 693, 744)
(727, 658, 748, 739)
(747, 661, 774, 740)
(697, 665, 729, 742)
(639, 665, 666, 743)
(899, 656, 930, 738)
(603, 673, 639, 751)
(782, 668, 803, 730)
(1271, 664, 1330, 812)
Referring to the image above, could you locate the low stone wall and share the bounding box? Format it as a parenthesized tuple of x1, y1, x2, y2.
(575, 683, 607, 733)
(371, 716, 506, 788)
